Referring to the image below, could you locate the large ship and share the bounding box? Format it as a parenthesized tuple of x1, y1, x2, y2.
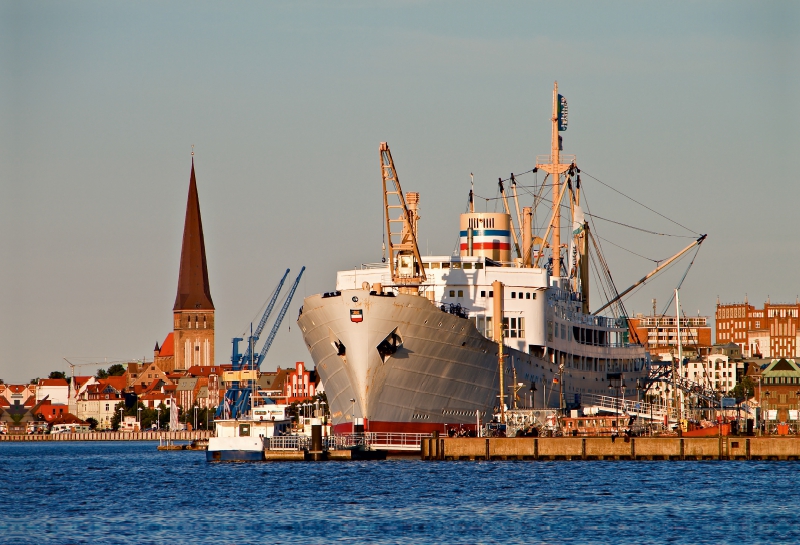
(297, 83, 704, 434)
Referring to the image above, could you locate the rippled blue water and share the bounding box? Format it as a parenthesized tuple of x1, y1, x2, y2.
(3, 441, 799, 544)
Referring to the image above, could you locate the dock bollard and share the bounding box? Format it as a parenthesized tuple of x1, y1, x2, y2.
(432, 431, 440, 460)
(309, 424, 325, 461)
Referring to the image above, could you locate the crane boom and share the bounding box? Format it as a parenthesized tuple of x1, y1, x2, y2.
(256, 266, 306, 368)
(592, 234, 706, 315)
(380, 142, 426, 290)
(239, 269, 290, 367)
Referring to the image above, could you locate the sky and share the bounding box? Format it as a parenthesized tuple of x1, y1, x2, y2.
(2, 1, 799, 383)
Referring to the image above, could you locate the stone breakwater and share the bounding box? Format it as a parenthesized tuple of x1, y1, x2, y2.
(0, 430, 213, 442)
(422, 436, 800, 461)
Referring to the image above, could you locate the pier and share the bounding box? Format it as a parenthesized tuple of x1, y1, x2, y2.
(0, 431, 213, 442)
(422, 436, 800, 461)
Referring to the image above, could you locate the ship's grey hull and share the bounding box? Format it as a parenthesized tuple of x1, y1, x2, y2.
(297, 289, 646, 433)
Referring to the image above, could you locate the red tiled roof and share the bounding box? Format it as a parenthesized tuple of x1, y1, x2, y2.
(186, 365, 231, 377)
(159, 332, 175, 357)
(38, 379, 69, 387)
(51, 413, 88, 425)
(100, 376, 127, 392)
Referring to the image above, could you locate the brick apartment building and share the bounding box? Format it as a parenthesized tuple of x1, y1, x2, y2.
(716, 297, 800, 359)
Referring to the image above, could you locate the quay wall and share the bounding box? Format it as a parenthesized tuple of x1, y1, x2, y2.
(423, 437, 800, 461)
(0, 431, 213, 442)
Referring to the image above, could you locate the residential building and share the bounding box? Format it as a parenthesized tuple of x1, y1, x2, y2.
(754, 358, 800, 424)
(627, 312, 712, 356)
(280, 362, 317, 404)
(35, 378, 69, 405)
(36, 401, 70, 423)
(684, 354, 737, 393)
(74, 378, 125, 430)
(716, 297, 800, 359)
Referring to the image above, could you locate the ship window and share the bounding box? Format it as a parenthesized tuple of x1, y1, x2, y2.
(504, 317, 524, 339)
(449, 290, 455, 297)
(526, 293, 531, 299)
(463, 263, 473, 269)
(481, 290, 486, 297)
(511, 292, 516, 299)
(532, 293, 536, 299)
(458, 290, 464, 298)
(431, 262, 440, 269)
(442, 262, 450, 269)
(489, 291, 493, 297)
(423, 263, 430, 269)
(475, 263, 483, 269)
(452, 262, 461, 269)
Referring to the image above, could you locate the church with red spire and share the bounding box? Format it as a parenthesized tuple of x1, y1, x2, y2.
(154, 158, 215, 372)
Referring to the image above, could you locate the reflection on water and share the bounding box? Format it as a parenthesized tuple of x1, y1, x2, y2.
(3, 441, 799, 544)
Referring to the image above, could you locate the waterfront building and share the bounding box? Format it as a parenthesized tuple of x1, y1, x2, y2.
(280, 362, 317, 404)
(74, 377, 126, 430)
(36, 401, 70, 423)
(0, 384, 36, 407)
(35, 378, 69, 405)
(627, 312, 712, 358)
(753, 358, 800, 424)
(154, 159, 216, 372)
(684, 354, 737, 393)
(127, 361, 173, 394)
(716, 297, 800, 359)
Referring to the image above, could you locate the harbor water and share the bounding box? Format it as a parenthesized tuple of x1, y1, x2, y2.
(4, 441, 799, 545)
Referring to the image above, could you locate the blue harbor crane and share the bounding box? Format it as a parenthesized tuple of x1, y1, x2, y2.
(217, 267, 306, 419)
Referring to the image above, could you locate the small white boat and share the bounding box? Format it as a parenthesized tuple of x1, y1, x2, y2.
(207, 416, 291, 462)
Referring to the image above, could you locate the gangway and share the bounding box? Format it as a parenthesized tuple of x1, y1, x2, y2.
(581, 393, 678, 423)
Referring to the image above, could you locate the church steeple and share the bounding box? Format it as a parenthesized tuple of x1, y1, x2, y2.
(169, 156, 216, 372)
(174, 158, 214, 311)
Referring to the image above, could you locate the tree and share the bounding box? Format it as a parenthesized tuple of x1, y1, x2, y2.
(86, 418, 99, 430)
(728, 376, 756, 401)
(48, 371, 67, 380)
(107, 364, 126, 377)
(96, 369, 109, 379)
(110, 401, 126, 430)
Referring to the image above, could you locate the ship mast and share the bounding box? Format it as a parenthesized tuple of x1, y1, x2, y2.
(535, 82, 573, 284)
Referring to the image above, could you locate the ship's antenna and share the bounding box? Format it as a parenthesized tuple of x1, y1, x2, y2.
(191, 144, 194, 157)
(470, 173, 474, 213)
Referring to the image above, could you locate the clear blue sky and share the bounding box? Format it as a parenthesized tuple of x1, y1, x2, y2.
(2, 1, 798, 383)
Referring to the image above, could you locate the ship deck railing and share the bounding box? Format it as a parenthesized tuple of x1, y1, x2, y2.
(334, 432, 430, 452)
(581, 393, 679, 423)
(267, 432, 429, 452)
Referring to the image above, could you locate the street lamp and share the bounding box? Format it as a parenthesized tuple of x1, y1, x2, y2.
(530, 383, 537, 409)
(119, 408, 124, 431)
(193, 406, 198, 431)
(137, 407, 142, 431)
(349, 398, 356, 434)
(156, 407, 161, 431)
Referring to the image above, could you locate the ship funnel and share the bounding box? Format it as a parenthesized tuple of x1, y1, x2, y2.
(459, 212, 512, 263)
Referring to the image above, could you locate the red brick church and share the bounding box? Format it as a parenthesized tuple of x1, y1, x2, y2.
(154, 158, 215, 372)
